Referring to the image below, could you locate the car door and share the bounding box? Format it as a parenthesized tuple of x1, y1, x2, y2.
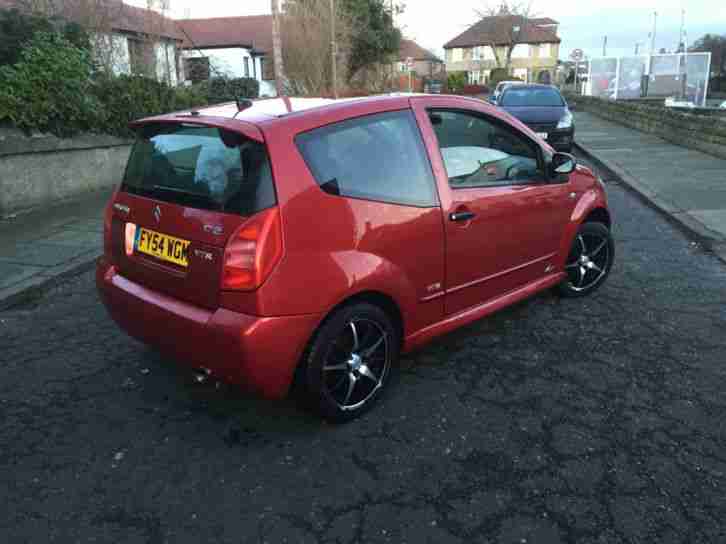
(411, 97, 575, 316)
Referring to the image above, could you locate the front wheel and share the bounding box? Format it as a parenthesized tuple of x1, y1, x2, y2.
(296, 303, 399, 423)
(558, 221, 614, 297)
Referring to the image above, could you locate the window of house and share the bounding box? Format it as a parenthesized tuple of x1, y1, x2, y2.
(260, 57, 274, 80)
(185, 57, 210, 83)
(295, 110, 438, 207)
(511, 44, 530, 59)
(128, 38, 155, 76)
(540, 44, 551, 57)
(452, 48, 463, 62)
(468, 70, 482, 84)
(428, 109, 541, 188)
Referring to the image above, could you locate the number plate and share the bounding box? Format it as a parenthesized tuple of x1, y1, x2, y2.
(536, 132, 549, 139)
(135, 227, 190, 267)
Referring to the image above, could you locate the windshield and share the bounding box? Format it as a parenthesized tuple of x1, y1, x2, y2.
(501, 87, 565, 107)
(122, 124, 276, 216)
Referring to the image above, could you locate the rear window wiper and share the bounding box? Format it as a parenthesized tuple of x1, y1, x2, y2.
(150, 185, 222, 210)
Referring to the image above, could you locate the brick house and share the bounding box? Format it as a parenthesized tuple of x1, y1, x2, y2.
(444, 15, 560, 85)
(176, 15, 277, 97)
(395, 38, 444, 79)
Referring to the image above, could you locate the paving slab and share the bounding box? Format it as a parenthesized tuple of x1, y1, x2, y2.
(0, 189, 110, 309)
(574, 110, 726, 263)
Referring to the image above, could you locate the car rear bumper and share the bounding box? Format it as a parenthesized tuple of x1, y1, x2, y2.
(96, 258, 321, 399)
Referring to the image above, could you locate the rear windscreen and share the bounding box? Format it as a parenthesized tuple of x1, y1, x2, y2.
(501, 88, 565, 107)
(122, 124, 276, 216)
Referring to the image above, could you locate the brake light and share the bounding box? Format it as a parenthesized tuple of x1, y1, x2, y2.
(124, 223, 137, 257)
(222, 207, 283, 291)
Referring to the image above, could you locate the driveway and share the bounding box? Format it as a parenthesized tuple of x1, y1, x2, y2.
(2, 176, 726, 543)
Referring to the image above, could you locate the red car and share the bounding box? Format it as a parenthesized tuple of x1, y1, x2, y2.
(97, 95, 613, 421)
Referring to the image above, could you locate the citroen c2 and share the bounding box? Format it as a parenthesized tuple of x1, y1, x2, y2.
(97, 95, 614, 421)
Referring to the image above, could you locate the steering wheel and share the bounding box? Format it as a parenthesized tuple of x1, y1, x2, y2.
(505, 164, 520, 181)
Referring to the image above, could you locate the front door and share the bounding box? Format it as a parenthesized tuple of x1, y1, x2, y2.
(417, 105, 574, 316)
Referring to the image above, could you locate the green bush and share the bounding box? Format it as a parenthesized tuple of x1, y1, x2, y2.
(92, 75, 207, 136)
(489, 68, 513, 87)
(0, 32, 103, 136)
(447, 72, 467, 93)
(0, 8, 89, 66)
(206, 77, 260, 104)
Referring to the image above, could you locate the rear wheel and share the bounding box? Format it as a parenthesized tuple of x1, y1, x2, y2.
(297, 303, 399, 422)
(558, 222, 614, 297)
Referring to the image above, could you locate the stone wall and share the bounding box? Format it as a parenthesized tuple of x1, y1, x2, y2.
(566, 94, 726, 160)
(0, 128, 132, 218)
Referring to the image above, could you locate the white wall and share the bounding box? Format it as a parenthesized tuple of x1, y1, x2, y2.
(183, 47, 254, 78)
(182, 47, 277, 97)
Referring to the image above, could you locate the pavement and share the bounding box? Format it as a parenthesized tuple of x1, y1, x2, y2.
(0, 190, 110, 310)
(2, 176, 726, 542)
(573, 111, 726, 263)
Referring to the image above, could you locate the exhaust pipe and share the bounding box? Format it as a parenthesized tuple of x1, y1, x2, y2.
(192, 367, 212, 384)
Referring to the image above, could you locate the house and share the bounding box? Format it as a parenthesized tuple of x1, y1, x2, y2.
(176, 15, 277, 97)
(0, 0, 183, 85)
(443, 15, 560, 85)
(396, 39, 444, 79)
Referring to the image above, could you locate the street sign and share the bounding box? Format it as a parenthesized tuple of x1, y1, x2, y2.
(570, 49, 584, 62)
(405, 57, 414, 71)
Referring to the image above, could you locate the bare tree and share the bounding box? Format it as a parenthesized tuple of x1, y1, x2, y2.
(474, 0, 536, 72)
(281, 0, 350, 96)
(271, 0, 286, 95)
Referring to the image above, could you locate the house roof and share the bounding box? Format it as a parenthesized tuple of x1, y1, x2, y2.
(176, 15, 273, 54)
(398, 39, 442, 63)
(444, 15, 560, 49)
(0, 0, 182, 40)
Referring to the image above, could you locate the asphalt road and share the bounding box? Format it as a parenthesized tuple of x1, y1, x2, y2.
(2, 173, 726, 543)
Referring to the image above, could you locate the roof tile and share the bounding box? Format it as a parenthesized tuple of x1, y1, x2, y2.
(444, 15, 560, 49)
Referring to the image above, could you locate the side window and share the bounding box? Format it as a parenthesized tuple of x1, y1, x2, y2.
(428, 109, 541, 188)
(295, 110, 438, 207)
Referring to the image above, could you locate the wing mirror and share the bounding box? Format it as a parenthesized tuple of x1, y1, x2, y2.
(551, 152, 576, 176)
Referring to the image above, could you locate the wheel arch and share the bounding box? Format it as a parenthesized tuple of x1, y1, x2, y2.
(582, 207, 611, 229)
(320, 290, 405, 350)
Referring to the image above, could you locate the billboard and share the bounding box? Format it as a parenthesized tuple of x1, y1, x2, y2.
(588, 58, 618, 99)
(617, 57, 647, 99)
(585, 52, 712, 106)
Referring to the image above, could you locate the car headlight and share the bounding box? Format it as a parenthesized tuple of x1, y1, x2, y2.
(557, 110, 573, 129)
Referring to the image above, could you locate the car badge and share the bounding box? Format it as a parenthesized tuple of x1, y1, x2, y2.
(153, 205, 161, 223)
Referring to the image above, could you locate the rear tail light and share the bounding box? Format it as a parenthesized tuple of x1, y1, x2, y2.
(124, 223, 137, 257)
(222, 207, 283, 291)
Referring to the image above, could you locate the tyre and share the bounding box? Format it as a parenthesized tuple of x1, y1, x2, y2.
(297, 303, 399, 422)
(558, 221, 614, 298)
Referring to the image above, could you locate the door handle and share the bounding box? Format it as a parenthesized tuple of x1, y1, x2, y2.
(450, 211, 476, 222)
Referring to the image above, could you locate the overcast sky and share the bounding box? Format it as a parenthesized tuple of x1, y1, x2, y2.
(134, 0, 722, 60)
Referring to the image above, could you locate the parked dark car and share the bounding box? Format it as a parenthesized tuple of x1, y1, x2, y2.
(97, 94, 612, 421)
(497, 84, 574, 152)
(424, 79, 443, 94)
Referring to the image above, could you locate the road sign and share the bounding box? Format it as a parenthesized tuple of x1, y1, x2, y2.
(570, 49, 584, 62)
(405, 57, 414, 71)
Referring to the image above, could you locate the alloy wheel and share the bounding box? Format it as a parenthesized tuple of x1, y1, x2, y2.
(565, 232, 611, 292)
(321, 319, 390, 412)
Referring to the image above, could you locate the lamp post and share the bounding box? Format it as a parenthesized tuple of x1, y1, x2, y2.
(331, 0, 338, 98)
